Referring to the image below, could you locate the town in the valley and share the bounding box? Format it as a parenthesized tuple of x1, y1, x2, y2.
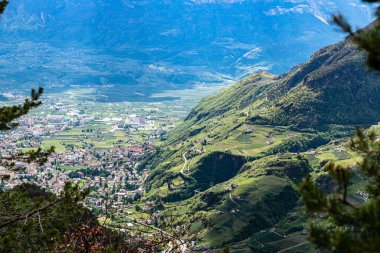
(0, 88, 189, 226)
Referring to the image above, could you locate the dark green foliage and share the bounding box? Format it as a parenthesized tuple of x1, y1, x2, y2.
(200, 191, 224, 206)
(191, 152, 247, 191)
(299, 129, 380, 253)
(68, 167, 111, 178)
(218, 245, 231, 253)
(164, 152, 247, 202)
(0, 183, 127, 252)
(163, 188, 195, 202)
(333, 0, 380, 71)
(0, 0, 8, 15)
(240, 156, 312, 182)
(0, 87, 44, 130)
(267, 134, 330, 155)
(233, 186, 300, 243)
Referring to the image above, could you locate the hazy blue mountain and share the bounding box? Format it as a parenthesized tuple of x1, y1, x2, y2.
(0, 0, 373, 101)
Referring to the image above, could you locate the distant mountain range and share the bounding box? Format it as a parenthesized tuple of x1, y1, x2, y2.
(0, 0, 373, 101)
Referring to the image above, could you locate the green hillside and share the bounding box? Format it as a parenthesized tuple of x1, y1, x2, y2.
(139, 35, 379, 251)
(261, 40, 380, 128)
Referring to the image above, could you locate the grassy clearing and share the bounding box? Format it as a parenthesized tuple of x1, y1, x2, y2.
(42, 139, 66, 152)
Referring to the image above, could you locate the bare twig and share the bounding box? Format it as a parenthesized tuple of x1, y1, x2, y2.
(0, 199, 59, 228)
(37, 212, 44, 233)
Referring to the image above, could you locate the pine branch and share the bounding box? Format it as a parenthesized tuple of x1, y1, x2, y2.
(299, 128, 380, 252)
(0, 87, 44, 130)
(0, 146, 55, 173)
(0, 0, 8, 15)
(333, 1, 380, 71)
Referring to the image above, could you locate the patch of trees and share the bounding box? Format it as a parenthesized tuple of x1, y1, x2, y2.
(68, 168, 111, 179)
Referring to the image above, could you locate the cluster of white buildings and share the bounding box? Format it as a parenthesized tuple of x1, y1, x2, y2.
(124, 114, 156, 130)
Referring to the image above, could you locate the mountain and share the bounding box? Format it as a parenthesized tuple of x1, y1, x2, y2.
(140, 31, 380, 251)
(0, 0, 373, 101)
(188, 37, 380, 128)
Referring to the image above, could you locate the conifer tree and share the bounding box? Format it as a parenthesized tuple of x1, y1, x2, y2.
(0, 0, 8, 15)
(0, 87, 44, 130)
(299, 1, 380, 252)
(334, 0, 380, 71)
(299, 129, 380, 252)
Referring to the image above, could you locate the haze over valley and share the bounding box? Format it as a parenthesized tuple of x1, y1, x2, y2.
(0, 0, 373, 103)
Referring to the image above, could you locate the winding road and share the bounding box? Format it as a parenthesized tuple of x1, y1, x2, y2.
(180, 152, 189, 176)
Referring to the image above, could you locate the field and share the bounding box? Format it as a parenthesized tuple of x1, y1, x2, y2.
(41, 123, 136, 152)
